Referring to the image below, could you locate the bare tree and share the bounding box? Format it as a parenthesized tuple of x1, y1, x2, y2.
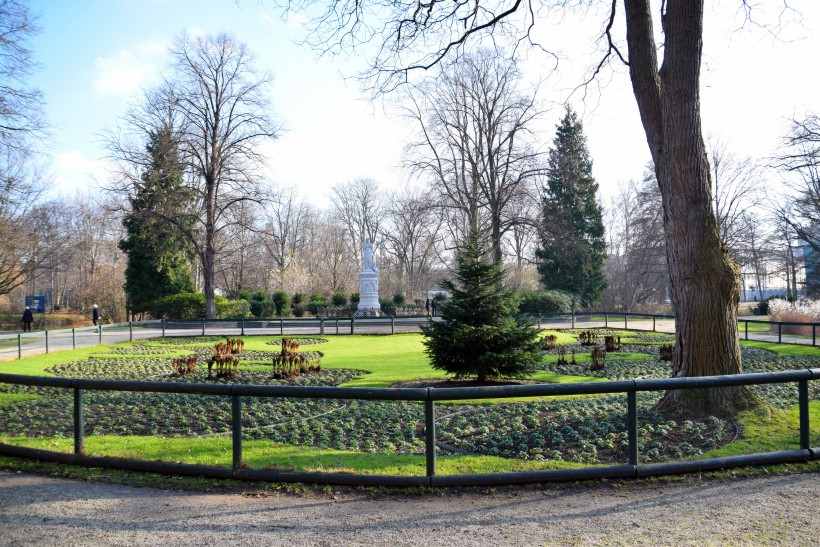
(331, 178, 383, 263)
(404, 52, 544, 264)
(110, 34, 280, 318)
(382, 189, 444, 299)
(504, 189, 539, 289)
(709, 139, 763, 255)
(0, 0, 45, 153)
(264, 188, 309, 289)
(773, 115, 820, 250)
(0, 151, 48, 295)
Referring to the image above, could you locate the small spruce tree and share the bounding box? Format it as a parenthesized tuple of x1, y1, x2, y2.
(422, 232, 541, 382)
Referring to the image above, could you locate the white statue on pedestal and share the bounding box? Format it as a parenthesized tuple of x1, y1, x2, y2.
(357, 240, 380, 316)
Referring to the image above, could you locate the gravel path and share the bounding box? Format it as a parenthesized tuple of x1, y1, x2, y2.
(0, 471, 818, 545)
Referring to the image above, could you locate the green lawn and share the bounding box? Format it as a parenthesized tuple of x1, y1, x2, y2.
(0, 435, 583, 476)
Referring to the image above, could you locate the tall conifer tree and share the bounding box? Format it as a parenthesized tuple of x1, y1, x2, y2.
(119, 128, 194, 315)
(536, 107, 606, 307)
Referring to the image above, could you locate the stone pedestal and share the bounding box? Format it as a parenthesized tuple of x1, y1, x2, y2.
(356, 271, 380, 316)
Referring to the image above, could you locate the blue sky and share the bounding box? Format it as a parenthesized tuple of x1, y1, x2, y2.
(26, 1, 820, 207)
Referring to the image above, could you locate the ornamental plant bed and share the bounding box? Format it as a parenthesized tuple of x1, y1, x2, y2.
(391, 379, 528, 389)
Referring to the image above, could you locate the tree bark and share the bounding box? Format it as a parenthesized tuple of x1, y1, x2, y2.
(624, 0, 755, 416)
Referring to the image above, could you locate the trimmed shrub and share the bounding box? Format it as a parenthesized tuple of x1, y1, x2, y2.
(272, 291, 291, 316)
(380, 298, 396, 316)
(292, 293, 304, 305)
(215, 297, 251, 319)
(350, 293, 360, 306)
(392, 293, 405, 306)
(292, 303, 305, 317)
(151, 292, 205, 320)
(517, 290, 572, 316)
(331, 291, 348, 307)
(248, 291, 273, 318)
(307, 294, 328, 315)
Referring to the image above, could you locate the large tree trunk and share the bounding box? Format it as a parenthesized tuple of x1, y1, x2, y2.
(203, 177, 217, 320)
(203, 242, 216, 320)
(624, 0, 755, 416)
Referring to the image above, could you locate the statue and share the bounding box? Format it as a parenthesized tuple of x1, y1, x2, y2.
(362, 240, 378, 272)
(357, 240, 380, 316)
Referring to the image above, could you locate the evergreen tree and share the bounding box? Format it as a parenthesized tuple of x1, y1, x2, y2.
(422, 231, 541, 382)
(119, 128, 194, 315)
(536, 107, 606, 307)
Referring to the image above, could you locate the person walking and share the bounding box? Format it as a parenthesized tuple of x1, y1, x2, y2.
(425, 298, 430, 317)
(21, 306, 33, 332)
(431, 299, 437, 317)
(92, 304, 100, 328)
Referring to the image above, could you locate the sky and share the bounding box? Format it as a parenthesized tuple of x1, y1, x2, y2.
(27, 0, 820, 208)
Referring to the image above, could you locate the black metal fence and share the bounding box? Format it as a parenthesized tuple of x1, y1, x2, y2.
(3, 311, 820, 360)
(0, 368, 816, 487)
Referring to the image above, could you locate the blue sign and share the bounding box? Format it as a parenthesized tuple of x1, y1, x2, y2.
(25, 295, 46, 313)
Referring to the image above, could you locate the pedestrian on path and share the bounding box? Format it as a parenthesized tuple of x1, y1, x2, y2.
(92, 304, 100, 327)
(21, 306, 33, 332)
(425, 298, 430, 316)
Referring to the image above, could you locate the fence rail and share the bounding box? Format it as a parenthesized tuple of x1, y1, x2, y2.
(0, 368, 817, 487)
(2, 311, 820, 360)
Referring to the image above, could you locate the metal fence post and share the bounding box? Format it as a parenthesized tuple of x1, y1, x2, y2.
(624, 313, 628, 329)
(778, 322, 782, 344)
(45, 329, 48, 354)
(241, 318, 245, 336)
(604, 312, 608, 328)
(350, 317, 355, 335)
(425, 395, 436, 480)
(17, 333, 21, 360)
(336, 318, 339, 335)
(161, 318, 166, 338)
(98, 324, 103, 344)
(814, 324, 817, 347)
(799, 379, 810, 450)
(627, 390, 638, 466)
(652, 315, 656, 332)
(129, 320, 133, 342)
(232, 395, 242, 472)
(201, 318, 206, 336)
(745, 320, 749, 340)
(320, 318, 324, 335)
(72, 327, 76, 350)
(73, 387, 84, 456)
(571, 310, 575, 329)
(391, 316, 395, 334)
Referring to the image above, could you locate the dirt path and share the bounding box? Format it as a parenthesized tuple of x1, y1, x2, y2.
(0, 471, 817, 545)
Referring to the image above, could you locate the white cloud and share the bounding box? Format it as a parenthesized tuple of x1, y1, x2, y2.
(51, 151, 114, 196)
(93, 40, 167, 98)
